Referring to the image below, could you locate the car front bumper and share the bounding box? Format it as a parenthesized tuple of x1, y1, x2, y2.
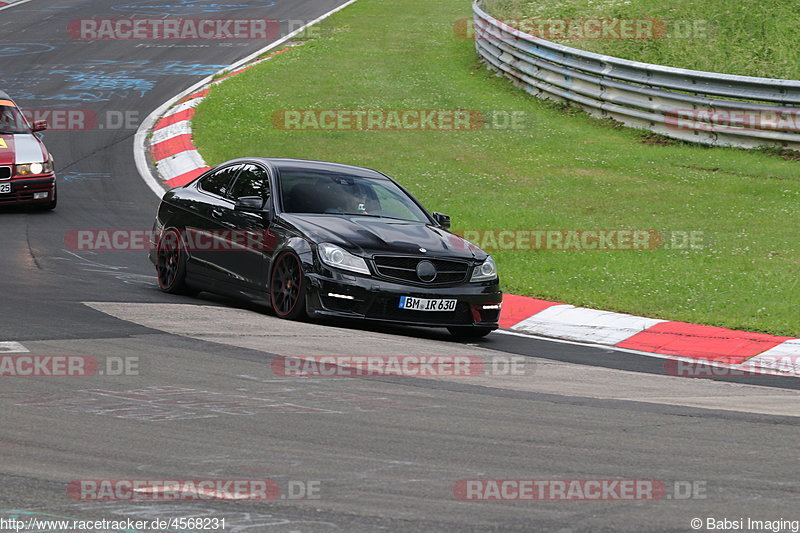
(0, 175, 55, 206)
(305, 270, 502, 328)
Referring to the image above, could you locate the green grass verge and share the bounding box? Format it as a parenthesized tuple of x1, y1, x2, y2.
(192, 0, 799, 336)
(483, 0, 800, 79)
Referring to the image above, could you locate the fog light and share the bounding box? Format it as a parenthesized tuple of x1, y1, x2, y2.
(33, 192, 48, 200)
(327, 293, 355, 300)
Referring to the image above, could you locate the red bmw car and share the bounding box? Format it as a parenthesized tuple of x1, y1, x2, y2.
(0, 91, 56, 209)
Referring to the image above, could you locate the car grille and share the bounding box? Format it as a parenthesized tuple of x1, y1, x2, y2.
(0, 191, 39, 203)
(372, 255, 470, 285)
(0, 167, 10, 180)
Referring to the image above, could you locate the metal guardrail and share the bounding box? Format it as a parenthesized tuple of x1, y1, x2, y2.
(473, 0, 800, 150)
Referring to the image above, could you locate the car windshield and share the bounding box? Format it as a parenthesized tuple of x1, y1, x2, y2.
(279, 169, 430, 223)
(0, 104, 29, 134)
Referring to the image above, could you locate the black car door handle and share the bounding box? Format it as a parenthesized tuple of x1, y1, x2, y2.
(211, 208, 224, 219)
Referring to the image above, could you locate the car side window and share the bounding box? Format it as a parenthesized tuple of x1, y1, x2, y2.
(229, 164, 271, 202)
(199, 165, 242, 197)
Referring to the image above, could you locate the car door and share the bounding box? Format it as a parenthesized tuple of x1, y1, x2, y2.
(188, 163, 243, 283)
(218, 163, 276, 292)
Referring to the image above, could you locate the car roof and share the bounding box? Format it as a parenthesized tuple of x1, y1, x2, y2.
(248, 158, 390, 180)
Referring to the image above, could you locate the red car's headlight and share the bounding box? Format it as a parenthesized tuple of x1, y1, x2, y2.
(16, 160, 53, 176)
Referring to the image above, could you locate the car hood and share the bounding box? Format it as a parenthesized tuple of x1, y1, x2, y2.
(0, 133, 47, 166)
(281, 214, 486, 261)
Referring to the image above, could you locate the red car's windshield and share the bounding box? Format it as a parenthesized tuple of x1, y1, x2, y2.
(0, 104, 30, 134)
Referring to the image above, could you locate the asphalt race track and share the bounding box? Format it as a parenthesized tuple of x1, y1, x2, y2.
(1, 1, 798, 531)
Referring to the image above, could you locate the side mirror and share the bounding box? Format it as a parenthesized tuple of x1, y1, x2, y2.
(234, 196, 266, 212)
(433, 212, 451, 230)
(32, 120, 48, 132)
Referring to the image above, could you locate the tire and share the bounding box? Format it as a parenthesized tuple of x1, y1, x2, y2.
(270, 251, 307, 320)
(447, 326, 494, 340)
(156, 228, 194, 295)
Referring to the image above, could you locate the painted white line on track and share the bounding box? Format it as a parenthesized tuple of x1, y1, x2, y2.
(0, 0, 37, 12)
(0, 342, 29, 353)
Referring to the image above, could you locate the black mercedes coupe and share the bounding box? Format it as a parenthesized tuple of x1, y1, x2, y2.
(149, 158, 502, 338)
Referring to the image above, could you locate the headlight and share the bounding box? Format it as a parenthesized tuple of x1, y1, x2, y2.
(318, 243, 370, 275)
(470, 256, 498, 282)
(16, 161, 53, 176)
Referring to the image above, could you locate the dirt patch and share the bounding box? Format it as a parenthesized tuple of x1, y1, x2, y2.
(640, 133, 682, 146)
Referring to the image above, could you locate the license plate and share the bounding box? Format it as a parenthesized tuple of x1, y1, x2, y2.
(398, 296, 457, 312)
(0, 183, 10, 194)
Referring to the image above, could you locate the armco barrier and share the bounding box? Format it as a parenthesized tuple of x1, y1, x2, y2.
(473, 0, 800, 150)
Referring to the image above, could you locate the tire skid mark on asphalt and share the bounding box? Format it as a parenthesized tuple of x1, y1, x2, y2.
(128, 452, 494, 508)
(5, 387, 344, 421)
(0, 374, 445, 421)
(55, 250, 157, 286)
